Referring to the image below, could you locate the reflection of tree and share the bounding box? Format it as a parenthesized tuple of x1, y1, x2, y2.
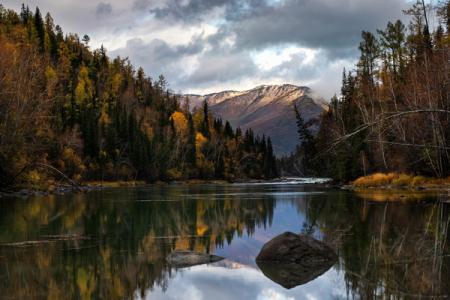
(0, 186, 275, 299)
(303, 192, 450, 299)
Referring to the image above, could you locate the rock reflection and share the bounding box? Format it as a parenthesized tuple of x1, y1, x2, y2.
(256, 260, 335, 289)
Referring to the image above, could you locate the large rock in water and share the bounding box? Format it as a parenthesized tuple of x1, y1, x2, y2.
(256, 232, 337, 289)
(166, 250, 224, 268)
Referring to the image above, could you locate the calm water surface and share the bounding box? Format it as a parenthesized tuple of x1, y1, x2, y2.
(0, 183, 449, 299)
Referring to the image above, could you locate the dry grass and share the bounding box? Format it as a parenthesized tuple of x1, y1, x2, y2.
(352, 173, 450, 188)
(85, 181, 147, 188)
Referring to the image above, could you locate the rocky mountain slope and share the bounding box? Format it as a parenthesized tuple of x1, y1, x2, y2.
(183, 84, 328, 155)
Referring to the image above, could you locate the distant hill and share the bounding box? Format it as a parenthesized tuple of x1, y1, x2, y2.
(182, 84, 328, 155)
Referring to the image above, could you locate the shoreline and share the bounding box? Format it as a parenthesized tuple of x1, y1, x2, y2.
(0, 177, 333, 199)
(342, 184, 450, 193)
(2, 177, 449, 200)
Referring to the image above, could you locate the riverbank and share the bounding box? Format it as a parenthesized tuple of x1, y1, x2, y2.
(0, 177, 336, 199)
(0, 180, 148, 199)
(346, 173, 450, 193)
(0, 179, 256, 198)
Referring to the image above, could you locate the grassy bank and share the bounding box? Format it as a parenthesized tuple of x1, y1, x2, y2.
(351, 173, 450, 190)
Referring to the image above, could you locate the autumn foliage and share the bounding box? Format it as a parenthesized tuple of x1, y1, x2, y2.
(0, 5, 278, 189)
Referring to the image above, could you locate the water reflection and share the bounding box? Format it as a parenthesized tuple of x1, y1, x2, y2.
(0, 184, 449, 299)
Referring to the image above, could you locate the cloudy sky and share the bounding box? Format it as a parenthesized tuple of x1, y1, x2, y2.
(3, 0, 413, 98)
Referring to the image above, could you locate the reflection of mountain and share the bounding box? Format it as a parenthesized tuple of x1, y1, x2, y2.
(0, 186, 276, 299)
(213, 259, 252, 270)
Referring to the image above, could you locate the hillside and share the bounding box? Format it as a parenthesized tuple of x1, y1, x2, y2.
(183, 85, 327, 155)
(0, 5, 278, 189)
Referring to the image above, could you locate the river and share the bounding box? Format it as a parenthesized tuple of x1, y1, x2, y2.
(0, 182, 449, 299)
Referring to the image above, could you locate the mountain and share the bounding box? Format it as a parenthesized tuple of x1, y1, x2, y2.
(183, 84, 328, 155)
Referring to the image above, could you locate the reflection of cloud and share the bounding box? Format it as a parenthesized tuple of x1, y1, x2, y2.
(257, 289, 295, 300)
(141, 263, 346, 300)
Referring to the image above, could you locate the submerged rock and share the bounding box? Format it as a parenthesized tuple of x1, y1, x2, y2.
(256, 232, 337, 289)
(166, 250, 224, 268)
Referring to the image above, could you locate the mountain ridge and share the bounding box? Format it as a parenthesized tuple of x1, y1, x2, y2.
(182, 84, 328, 155)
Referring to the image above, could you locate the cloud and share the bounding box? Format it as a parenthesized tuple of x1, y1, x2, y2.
(110, 35, 206, 89)
(230, 0, 408, 56)
(132, 0, 151, 11)
(122, 0, 408, 97)
(187, 51, 258, 86)
(149, 0, 237, 21)
(95, 2, 113, 17)
(148, 0, 408, 56)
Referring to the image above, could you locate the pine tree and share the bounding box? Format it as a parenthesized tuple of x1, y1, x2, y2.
(358, 31, 379, 82)
(20, 4, 31, 24)
(34, 7, 45, 53)
(201, 100, 210, 138)
(294, 104, 316, 175)
(187, 114, 197, 169)
(45, 13, 58, 60)
(266, 138, 278, 178)
(224, 121, 234, 138)
(377, 20, 406, 77)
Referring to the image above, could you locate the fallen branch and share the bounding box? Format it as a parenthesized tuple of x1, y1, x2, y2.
(35, 163, 82, 191)
(0, 234, 90, 248)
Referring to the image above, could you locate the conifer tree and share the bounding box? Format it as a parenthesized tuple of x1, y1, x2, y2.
(34, 7, 45, 53)
(201, 100, 210, 138)
(224, 121, 234, 138)
(294, 104, 316, 175)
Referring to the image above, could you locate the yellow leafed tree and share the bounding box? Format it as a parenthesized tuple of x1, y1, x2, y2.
(170, 111, 188, 135)
(75, 65, 93, 105)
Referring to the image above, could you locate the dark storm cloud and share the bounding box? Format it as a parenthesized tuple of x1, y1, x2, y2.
(95, 2, 113, 17)
(150, 0, 408, 58)
(149, 0, 231, 20)
(231, 0, 409, 53)
(149, 0, 268, 22)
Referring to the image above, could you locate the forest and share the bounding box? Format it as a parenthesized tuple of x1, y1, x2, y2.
(282, 0, 450, 182)
(0, 5, 278, 190)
